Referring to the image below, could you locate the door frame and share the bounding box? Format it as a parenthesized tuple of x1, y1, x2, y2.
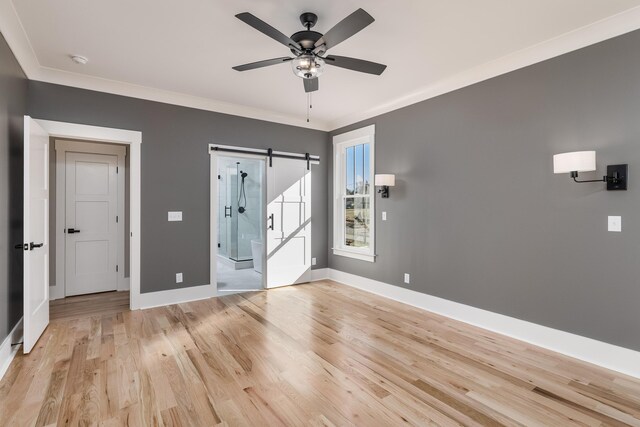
(35, 119, 142, 310)
(209, 145, 268, 293)
(53, 140, 127, 299)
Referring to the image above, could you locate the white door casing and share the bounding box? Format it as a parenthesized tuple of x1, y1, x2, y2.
(33, 119, 141, 309)
(64, 152, 119, 296)
(23, 116, 50, 354)
(266, 157, 312, 288)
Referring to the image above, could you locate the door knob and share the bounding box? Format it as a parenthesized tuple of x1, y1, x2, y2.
(29, 242, 44, 250)
(67, 228, 80, 234)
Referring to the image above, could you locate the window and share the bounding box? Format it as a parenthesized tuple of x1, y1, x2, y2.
(333, 125, 375, 262)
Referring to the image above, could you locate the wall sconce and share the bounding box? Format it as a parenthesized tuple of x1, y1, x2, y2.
(553, 151, 628, 191)
(375, 174, 395, 198)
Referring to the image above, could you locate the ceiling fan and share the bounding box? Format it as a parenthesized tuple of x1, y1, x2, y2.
(232, 9, 387, 94)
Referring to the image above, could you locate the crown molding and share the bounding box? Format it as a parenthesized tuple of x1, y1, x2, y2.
(327, 5, 640, 131)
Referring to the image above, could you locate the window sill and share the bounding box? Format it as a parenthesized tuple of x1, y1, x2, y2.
(332, 248, 376, 263)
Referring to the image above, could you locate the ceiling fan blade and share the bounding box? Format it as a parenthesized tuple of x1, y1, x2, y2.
(304, 78, 319, 93)
(233, 57, 293, 72)
(236, 13, 302, 53)
(325, 55, 387, 75)
(314, 8, 374, 52)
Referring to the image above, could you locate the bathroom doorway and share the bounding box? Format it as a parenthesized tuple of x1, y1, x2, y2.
(216, 154, 266, 293)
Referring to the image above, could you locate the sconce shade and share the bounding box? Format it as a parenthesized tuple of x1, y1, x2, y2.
(375, 174, 396, 187)
(553, 151, 596, 174)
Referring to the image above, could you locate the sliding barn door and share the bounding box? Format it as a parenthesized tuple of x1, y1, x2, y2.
(266, 158, 312, 288)
(23, 116, 50, 353)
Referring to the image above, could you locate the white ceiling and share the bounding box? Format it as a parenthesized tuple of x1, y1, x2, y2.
(3, 0, 640, 130)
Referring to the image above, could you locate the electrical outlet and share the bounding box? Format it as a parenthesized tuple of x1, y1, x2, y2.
(382, 211, 387, 221)
(608, 216, 622, 232)
(404, 273, 410, 284)
(312, 257, 317, 266)
(168, 211, 183, 221)
(176, 272, 183, 283)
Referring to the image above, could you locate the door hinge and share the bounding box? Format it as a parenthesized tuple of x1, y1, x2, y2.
(218, 174, 221, 180)
(116, 265, 119, 272)
(217, 243, 221, 248)
(116, 215, 119, 223)
(116, 166, 119, 174)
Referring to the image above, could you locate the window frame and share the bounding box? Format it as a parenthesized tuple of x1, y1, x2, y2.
(333, 125, 376, 262)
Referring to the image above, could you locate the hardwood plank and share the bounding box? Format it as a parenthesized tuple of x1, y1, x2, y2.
(2, 281, 639, 426)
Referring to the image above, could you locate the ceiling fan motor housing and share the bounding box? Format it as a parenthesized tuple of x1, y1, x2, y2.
(290, 31, 322, 53)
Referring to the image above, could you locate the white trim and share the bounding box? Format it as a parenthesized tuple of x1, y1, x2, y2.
(333, 125, 376, 144)
(53, 140, 127, 299)
(4, 0, 640, 132)
(325, 269, 640, 379)
(310, 268, 329, 282)
(331, 248, 376, 263)
(35, 119, 142, 310)
(138, 284, 216, 310)
(333, 126, 376, 262)
(0, 318, 23, 381)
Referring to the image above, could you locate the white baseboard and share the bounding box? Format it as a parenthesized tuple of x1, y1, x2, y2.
(0, 318, 23, 381)
(138, 284, 217, 310)
(49, 283, 63, 301)
(310, 268, 329, 282)
(326, 269, 640, 379)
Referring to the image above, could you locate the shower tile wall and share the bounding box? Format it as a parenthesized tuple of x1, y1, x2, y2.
(217, 157, 263, 262)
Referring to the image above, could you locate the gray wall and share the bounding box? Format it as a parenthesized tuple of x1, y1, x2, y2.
(0, 33, 27, 343)
(29, 82, 329, 294)
(329, 30, 640, 351)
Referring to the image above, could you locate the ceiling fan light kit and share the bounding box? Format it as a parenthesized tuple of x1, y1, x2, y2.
(291, 55, 325, 79)
(233, 8, 387, 121)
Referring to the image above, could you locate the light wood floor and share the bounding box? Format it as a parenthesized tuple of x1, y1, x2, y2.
(1, 281, 639, 426)
(50, 291, 130, 321)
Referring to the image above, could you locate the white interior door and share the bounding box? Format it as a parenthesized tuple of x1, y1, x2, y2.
(23, 116, 50, 354)
(65, 152, 118, 296)
(266, 158, 312, 288)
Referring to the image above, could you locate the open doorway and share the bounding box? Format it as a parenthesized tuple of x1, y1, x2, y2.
(210, 144, 317, 295)
(49, 139, 130, 318)
(22, 117, 141, 353)
(215, 154, 266, 294)
(52, 139, 128, 297)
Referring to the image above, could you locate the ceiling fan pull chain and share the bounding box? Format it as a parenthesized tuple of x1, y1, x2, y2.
(310, 93, 313, 109)
(307, 93, 310, 122)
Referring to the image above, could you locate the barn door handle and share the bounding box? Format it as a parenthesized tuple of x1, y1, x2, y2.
(268, 214, 274, 230)
(29, 242, 44, 250)
(67, 228, 80, 234)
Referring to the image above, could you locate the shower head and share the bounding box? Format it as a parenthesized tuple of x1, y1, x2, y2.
(240, 171, 248, 179)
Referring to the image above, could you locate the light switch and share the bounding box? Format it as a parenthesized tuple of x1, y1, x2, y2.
(168, 211, 182, 221)
(382, 211, 387, 221)
(176, 273, 183, 283)
(312, 257, 317, 266)
(608, 216, 622, 232)
(404, 273, 410, 284)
